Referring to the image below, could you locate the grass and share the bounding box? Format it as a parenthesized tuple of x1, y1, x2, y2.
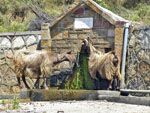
(0, 98, 30, 111)
(111, 3, 150, 24)
(12, 96, 20, 110)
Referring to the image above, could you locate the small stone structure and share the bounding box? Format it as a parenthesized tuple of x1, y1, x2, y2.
(46, 0, 128, 88)
(126, 26, 150, 90)
(49, 0, 128, 61)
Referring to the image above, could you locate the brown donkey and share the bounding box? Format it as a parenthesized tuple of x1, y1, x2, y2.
(7, 50, 75, 89)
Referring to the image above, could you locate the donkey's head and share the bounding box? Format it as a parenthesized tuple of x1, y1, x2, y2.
(56, 51, 76, 64)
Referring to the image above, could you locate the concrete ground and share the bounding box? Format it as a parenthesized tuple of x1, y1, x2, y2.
(0, 100, 150, 113)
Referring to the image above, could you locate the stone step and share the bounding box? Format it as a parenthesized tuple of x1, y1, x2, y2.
(98, 95, 150, 106)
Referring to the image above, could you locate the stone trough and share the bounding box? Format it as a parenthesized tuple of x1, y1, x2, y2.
(0, 89, 150, 106)
(13, 89, 149, 106)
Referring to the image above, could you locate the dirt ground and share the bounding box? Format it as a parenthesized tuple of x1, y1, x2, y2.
(0, 100, 150, 113)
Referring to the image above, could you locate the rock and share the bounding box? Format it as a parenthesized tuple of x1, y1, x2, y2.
(26, 36, 37, 46)
(126, 26, 150, 90)
(0, 38, 11, 48)
(11, 86, 21, 93)
(12, 37, 25, 48)
(49, 68, 73, 87)
(129, 35, 136, 47)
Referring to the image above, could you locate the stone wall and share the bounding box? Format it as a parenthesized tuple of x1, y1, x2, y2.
(0, 32, 41, 94)
(126, 26, 150, 90)
(0, 30, 73, 93)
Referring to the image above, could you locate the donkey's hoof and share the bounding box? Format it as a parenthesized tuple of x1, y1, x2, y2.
(45, 87, 49, 90)
(44, 86, 49, 90)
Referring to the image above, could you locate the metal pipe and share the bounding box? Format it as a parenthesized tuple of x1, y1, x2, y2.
(121, 23, 130, 89)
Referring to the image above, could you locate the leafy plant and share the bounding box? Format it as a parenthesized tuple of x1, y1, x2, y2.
(0, 100, 5, 105)
(137, 3, 150, 18)
(12, 96, 20, 110)
(95, 0, 109, 8)
(65, 52, 94, 90)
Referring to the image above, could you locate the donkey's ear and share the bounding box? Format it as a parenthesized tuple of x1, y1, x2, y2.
(66, 50, 72, 54)
(111, 50, 116, 55)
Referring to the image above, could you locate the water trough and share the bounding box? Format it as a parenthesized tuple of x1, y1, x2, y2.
(11, 89, 149, 106)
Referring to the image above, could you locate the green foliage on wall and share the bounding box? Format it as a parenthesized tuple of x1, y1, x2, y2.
(65, 52, 94, 90)
(79, 54, 94, 89)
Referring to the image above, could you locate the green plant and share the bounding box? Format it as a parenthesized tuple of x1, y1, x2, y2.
(95, 0, 109, 8)
(137, 4, 150, 18)
(12, 96, 20, 110)
(0, 100, 5, 105)
(65, 51, 94, 90)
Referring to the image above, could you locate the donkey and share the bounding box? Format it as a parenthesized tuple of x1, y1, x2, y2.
(83, 39, 121, 90)
(7, 50, 75, 89)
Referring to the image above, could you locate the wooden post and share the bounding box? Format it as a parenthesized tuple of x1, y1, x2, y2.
(114, 27, 125, 88)
(41, 23, 51, 51)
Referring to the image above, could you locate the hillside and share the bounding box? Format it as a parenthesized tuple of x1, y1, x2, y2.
(0, 0, 149, 32)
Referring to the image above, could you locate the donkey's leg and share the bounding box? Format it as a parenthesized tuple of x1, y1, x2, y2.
(41, 65, 49, 89)
(112, 77, 118, 90)
(34, 77, 40, 89)
(22, 74, 30, 89)
(43, 77, 48, 90)
(39, 63, 49, 90)
(40, 73, 48, 89)
(40, 77, 48, 89)
(109, 76, 119, 91)
(34, 69, 41, 89)
(39, 67, 45, 89)
(108, 79, 113, 90)
(116, 79, 120, 90)
(17, 77, 22, 88)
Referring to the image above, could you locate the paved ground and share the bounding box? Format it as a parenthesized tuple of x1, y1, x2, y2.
(0, 100, 150, 113)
